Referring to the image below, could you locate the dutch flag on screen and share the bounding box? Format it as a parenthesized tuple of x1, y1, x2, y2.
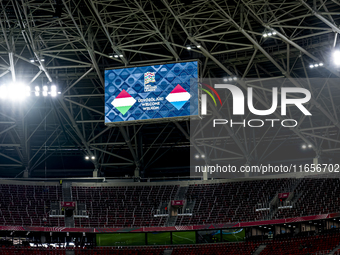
(166, 84, 191, 110)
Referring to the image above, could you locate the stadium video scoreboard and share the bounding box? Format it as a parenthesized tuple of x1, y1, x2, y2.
(104, 61, 200, 126)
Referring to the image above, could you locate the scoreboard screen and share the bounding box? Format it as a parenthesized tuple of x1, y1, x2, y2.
(104, 61, 199, 125)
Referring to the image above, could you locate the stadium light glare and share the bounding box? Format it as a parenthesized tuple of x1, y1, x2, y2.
(51, 91, 57, 97)
(333, 50, 340, 66)
(0, 85, 7, 99)
(6, 82, 27, 101)
(42, 91, 48, 97)
(26, 86, 31, 97)
(51, 85, 57, 91)
(35, 91, 39, 97)
(35, 86, 40, 91)
(43, 86, 48, 91)
(223, 76, 237, 82)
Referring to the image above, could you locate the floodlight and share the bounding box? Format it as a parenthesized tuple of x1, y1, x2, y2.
(114, 54, 119, 58)
(186, 46, 192, 50)
(7, 82, 27, 101)
(308, 144, 312, 148)
(29, 58, 35, 63)
(43, 85, 48, 91)
(35, 91, 39, 97)
(43, 91, 48, 97)
(268, 32, 272, 36)
(51, 85, 57, 91)
(333, 50, 340, 66)
(314, 64, 319, 67)
(223, 78, 228, 82)
(91, 156, 95, 160)
(109, 53, 114, 58)
(272, 31, 277, 35)
(263, 33, 268, 37)
(228, 77, 233, 81)
(35, 86, 40, 91)
(85, 156, 89, 160)
(302, 144, 307, 149)
(319, 62, 323, 66)
(51, 91, 57, 97)
(40, 58, 45, 62)
(233, 77, 237, 80)
(309, 65, 314, 68)
(197, 45, 201, 48)
(201, 154, 205, 158)
(195, 154, 199, 159)
(119, 54, 123, 58)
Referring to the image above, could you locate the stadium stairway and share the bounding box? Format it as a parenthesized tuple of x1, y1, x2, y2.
(266, 178, 303, 221)
(330, 244, 340, 254)
(175, 186, 189, 200)
(62, 182, 72, 201)
(166, 185, 189, 226)
(66, 250, 75, 255)
(163, 248, 173, 255)
(63, 182, 74, 227)
(252, 244, 267, 255)
(166, 215, 177, 226)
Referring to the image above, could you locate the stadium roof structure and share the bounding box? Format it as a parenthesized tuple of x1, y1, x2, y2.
(0, 0, 340, 178)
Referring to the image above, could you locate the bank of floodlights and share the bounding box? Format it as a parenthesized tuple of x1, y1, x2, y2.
(85, 155, 96, 160)
(109, 53, 124, 58)
(302, 144, 312, 150)
(0, 83, 61, 100)
(33, 85, 61, 97)
(309, 63, 324, 68)
(223, 76, 238, 82)
(186, 44, 201, 50)
(263, 31, 277, 37)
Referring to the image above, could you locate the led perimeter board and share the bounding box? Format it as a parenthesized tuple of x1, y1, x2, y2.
(104, 61, 200, 125)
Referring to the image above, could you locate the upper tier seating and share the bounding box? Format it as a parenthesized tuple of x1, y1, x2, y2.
(0, 178, 339, 228)
(0, 184, 63, 227)
(72, 185, 178, 228)
(176, 179, 294, 225)
(273, 178, 340, 219)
